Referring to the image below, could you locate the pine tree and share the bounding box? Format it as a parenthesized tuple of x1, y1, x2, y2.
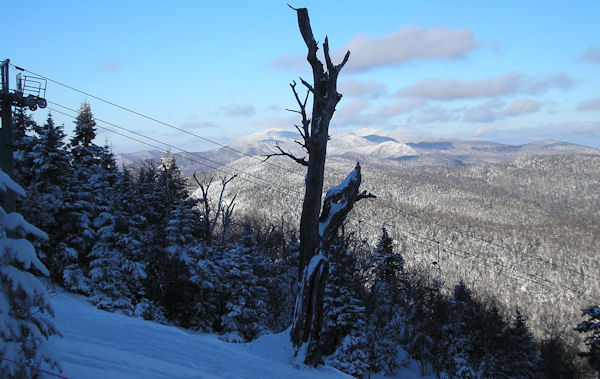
(367, 227, 407, 375)
(0, 169, 60, 377)
(502, 308, 540, 377)
(62, 103, 104, 293)
(446, 281, 479, 378)
(321, 239, 369, 377)
(575, 305, 600, 377)
(88, 169, 146, 315)
(20, 114, 72, 281)
(11, 108, 39, 189)
(219, 229, 270, 341)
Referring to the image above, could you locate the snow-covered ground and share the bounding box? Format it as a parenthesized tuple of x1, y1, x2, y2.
(41, 290, 430, 378)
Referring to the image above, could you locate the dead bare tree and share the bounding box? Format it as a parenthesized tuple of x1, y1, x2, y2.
(266, 6, 375, 366)
(193, 172, 237, 244)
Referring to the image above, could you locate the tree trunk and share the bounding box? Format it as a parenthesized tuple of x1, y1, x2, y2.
(283, 8, 376, 367)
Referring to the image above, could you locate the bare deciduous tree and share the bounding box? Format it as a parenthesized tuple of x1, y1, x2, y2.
(193, 172, 237, 244)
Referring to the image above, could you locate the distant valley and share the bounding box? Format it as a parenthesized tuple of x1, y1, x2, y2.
(116, 129, 600, 342)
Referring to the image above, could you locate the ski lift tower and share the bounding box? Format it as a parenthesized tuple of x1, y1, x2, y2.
(0, 59, 48, 212)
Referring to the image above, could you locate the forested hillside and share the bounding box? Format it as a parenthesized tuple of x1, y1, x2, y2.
(4, 104, 598, 377)
(215, 151, 600, 347)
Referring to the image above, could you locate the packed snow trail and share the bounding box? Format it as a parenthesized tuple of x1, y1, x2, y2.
(42, 290, 432, 378)
(44, 290, 348, 378)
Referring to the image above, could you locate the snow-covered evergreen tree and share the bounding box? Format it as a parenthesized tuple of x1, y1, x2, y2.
(219, 229, 270, 342)
(88, 169, 146, 315)
(575, 305, 600, 377)
(19, 114, 73, 283)
(11, 108, 39, 190)
(502, 308, 540, 377)
(0, 169, 60, 377)
(366, 227, 407, 375)
(61, 102, 106, 293)
(321, 240, 369, 378)
(446, 281, 479, 378)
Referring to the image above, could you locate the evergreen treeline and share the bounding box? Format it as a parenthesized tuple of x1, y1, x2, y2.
(9, 104, 589, 377)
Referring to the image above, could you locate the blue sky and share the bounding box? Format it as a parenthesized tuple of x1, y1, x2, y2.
(4, 0, 600, 152)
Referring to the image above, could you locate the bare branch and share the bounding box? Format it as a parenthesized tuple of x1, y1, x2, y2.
(192, 170, 202, 187)
(290, 80, 311, 148)
(299, 77, 315, 94)
(263, 144, 308, 167)
(211, 175, 237, 236)
(356, 190, 376, 202)
(294, 140, 308, 150)
(323, 36, 334, 72)
(294, 124, 306, 141)
(337, 50, 351, 71)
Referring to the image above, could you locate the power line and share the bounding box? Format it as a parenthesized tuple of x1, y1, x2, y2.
(51, 100, 597, 304)
(29, 65, 597, 304)
(12, 63, 305, 179)
(19, 62, 595, 282)
(376, 220, 599, 304)
(369, 197, 600, 283)
(49, 102, 306, 198)
(48, 106, 306, 205)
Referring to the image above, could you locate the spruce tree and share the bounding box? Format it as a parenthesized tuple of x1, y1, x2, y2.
(219, 229, 270, 341)
(88, 169, 146, 315)
(11, 108, 39, 189)
(21, 114, 72, 276)
(62, 103, 104, 293)
(367, 227, 407, 374)
(321, 238, 369, 377)
(0, 169, 60, 377)
(502, 308, 540, 377)
(575, 305, 600, 377)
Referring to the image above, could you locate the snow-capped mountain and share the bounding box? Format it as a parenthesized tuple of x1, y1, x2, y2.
(115, 128, 600, 176)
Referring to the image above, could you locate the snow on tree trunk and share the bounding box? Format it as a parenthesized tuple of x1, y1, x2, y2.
(291, 163, 374, 365)
(0, 169, 61, 377)
(275, 7, 375, 367)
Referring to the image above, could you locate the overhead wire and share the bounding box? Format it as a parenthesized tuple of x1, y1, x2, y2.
(19, 62, 594, 282)
(49, 103, 597, 305)
(362, 217, 599, 305)
(12, 63, 305, 178)
(23, 64, 596, 305)
(48, 101, 306, 198)
(48, 106, 307, 204)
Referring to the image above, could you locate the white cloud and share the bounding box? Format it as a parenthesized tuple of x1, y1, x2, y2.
(376, 100, 426, 116)
(219, 103, 255, 117)
(395, 72, 521, 99)
(411, 106, 460, 124)
(394, 72, 573, 100)
(337, 26, 480, 72)
(577, 97, 600, 111)
(339, 79, 386, 98)
(269, 25, 480, 73)
(522, 73, 573, 94)
(462, 100, 505, 122)
(504, 99, 541, 116)
(580, 46, 600, 62)
(267, 53, 306, 71)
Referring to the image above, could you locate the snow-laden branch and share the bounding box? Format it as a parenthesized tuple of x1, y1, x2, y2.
(318, 162, 375, 252)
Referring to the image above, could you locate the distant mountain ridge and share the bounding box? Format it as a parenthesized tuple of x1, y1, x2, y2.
(115, 128, 600, 175)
